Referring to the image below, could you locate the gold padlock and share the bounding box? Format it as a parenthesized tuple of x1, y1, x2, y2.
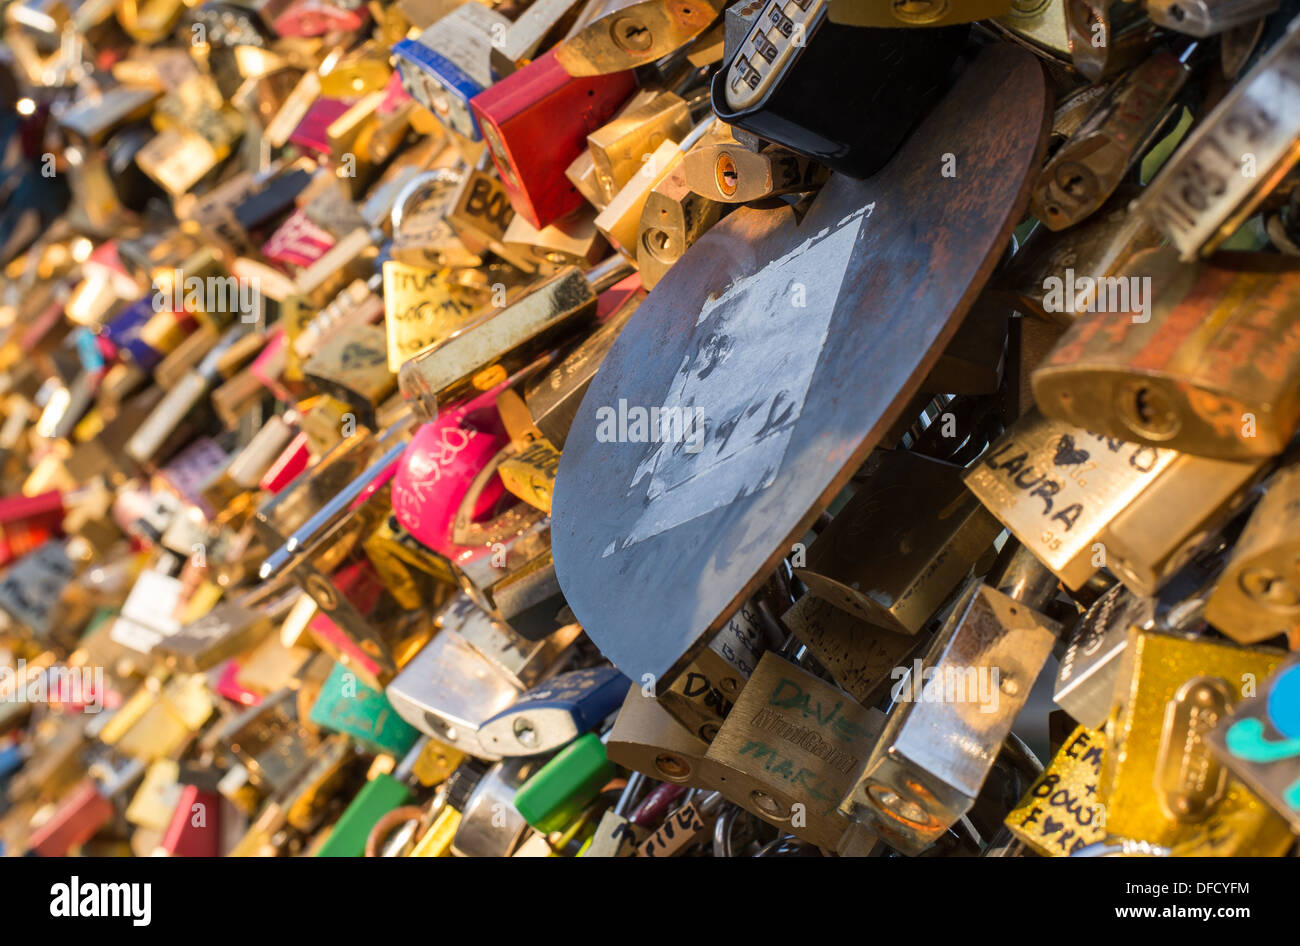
(636, 165, 725, 290)
(658, 603, 766, 743)
(586, 87, 692, 205)
(605, 683, 711, 784)
(1100, 629, 1291, 855)
(1003, 724, 1106, 856)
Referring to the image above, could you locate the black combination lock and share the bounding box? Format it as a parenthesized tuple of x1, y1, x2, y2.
(710, 0, 971, 178)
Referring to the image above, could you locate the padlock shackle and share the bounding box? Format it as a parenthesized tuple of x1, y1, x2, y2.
(988, 538, 1060, 614)
(258, 433, 412, 581)
(582, 254, 636, 294)
(390, 168, 464, 231)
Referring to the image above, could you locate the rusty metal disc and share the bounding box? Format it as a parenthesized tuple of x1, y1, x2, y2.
(552, 44, 1050, 686)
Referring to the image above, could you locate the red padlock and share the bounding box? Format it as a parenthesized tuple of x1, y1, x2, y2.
(0, 489, 66, 567)
(28, 778, 115, 856)
(470, 49, 637, 230)
(159, 785, 222, 857)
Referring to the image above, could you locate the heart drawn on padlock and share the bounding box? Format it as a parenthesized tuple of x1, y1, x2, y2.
(1052, 434, 1091, 467)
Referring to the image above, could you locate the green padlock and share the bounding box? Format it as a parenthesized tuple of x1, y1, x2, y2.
(309, 661, 421, 757)
(513, 732, 616, 834)
(315, 771, 412, 858)
(316, 736, 432, 857)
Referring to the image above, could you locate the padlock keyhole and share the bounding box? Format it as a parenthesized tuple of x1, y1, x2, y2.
(612, 18, 653, 52)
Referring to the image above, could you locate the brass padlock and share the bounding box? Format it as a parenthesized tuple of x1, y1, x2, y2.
(965, 410, 1263, 596)
(636, 165, 725, 289)
(230, 732, 359, 855)
(1063, 0, 1154, 81)
(397, 256, 632, 418)
(209, 685, 322, 798)
(702, 650, 886, 850)
(657, 601, 766, 743)
(605, 682, 711, 785)
(1032, 248, 1300, 461)
(489, 0, 586, 76)
(502, 209, 608, 276)
(521, 286, 642, 447)
(1003, 724, 1106, 856)
(989, 184, 1165, 325)
(1206, 465, 1300, 644)
(381, 260, 485, 373)
(441, 170, 536, 274)
(586, 87, 693, 205)
(301, 322, 395, 428)
(1030, 48, 1188, 231)
(827, 0, 1011, 26)
(152, 593, 290, 673)
(683, 133, 825, 204)
(594, 137, 685, 255)
(554, 0, 727, 76)
(989, 0, 1072, 62)
(795, 450, 1002, 636)
(782, 592, 922, 708)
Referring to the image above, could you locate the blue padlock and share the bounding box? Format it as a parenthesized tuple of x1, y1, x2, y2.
(478, 665, 629, 757)
(392, 2, 509, 142)
(0, 741, 24, 789)
(103, 296, 160, 367)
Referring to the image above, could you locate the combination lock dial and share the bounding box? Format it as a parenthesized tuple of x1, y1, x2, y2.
(711, 0, 970, 178)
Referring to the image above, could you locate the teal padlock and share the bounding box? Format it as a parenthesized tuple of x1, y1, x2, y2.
(513, 732, 616, 834)
(309, 661, 421, 757)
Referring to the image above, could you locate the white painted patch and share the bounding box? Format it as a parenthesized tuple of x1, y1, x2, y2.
(602, 202, 875, 555)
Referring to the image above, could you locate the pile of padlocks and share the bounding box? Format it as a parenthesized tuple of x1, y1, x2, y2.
(0, 0, 1298, 859)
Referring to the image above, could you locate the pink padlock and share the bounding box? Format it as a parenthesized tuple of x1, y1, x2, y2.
(378, 70, 412, 118)
(390, 384, 514, 571)
(288, 98, 352, 157)
(214, 660, 262, 707)
(249, 328, 295, 403)
(262, 211, 335, 270)
(260, 432, 311, 494)
(271, 0, 368, 37)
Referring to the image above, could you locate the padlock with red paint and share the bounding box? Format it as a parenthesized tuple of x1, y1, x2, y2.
(270, 0, 368, 37)
(470, 50, 638, 230)
(159, 785, 222, 856)
(390, 382, 515, 573)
